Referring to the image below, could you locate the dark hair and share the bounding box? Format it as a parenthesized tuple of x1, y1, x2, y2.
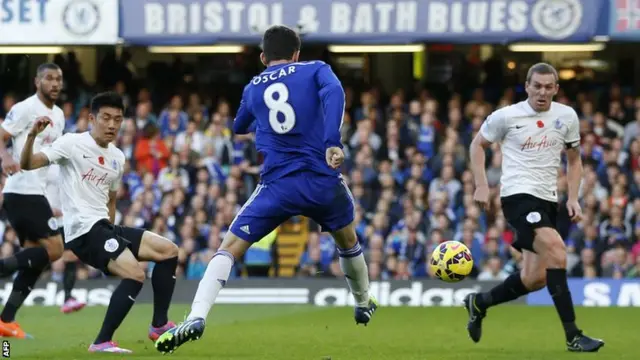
(261, 25, 301, 63)
(142, 121, 159, 139)
(526, 63, 558, 83)
(36, 63, 61, 78)
(90, 91, 125, 115)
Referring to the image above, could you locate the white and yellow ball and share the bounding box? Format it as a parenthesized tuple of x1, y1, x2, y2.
(429, 241, 474, 282)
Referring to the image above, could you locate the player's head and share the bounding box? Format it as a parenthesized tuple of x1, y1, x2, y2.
(525, 63, 559, 112)
(89, 92, 125, 146)
(260, 25, 301, 66)
(35, 63, 63, 103)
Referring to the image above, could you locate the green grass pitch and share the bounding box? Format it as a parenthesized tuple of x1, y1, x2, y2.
(5, 305, 636, 359)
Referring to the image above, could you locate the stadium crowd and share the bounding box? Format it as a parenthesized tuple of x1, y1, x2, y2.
(1, 54, 640, 283)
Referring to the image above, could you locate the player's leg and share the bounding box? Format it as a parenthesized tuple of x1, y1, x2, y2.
(475, 250, 545, 308)
(187, 183, 286, 322)
(331, 222, 377, 325)
(306, 175, 375, 325)
(531, 227, 604, 352)
(66, 220, 143, 353)
(118, 226, 179, 339)
(0, 240, 45, 339)
(61, 225, 87, 314)
(155, 233, 281, 354)
(63, 253, 78, 300)
(464, 249, 543, 342)
(0, 236, 62, 275)
(0, 195, 64, 275)
(61, 251, 85, 313)
(155, 183, 288, 353)
(464, 194, 541, 343)
(0, 195, 63, 338)
(89, 247, 145, 353)
(187, 234, 250, 321)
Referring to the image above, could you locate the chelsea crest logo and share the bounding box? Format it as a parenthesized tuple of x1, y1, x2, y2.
(531, 0, 582, 40)
(63, 0, 101, 37)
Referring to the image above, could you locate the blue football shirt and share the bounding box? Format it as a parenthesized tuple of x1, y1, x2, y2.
(232, 61, 345, 183)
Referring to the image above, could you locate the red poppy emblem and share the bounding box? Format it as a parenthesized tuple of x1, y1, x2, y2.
(98, 156, 105, 165)
(536, 120, 544, 128)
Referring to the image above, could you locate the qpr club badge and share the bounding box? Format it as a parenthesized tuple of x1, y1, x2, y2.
(555, 118, 563, 129)
(47, 217, 59, 230)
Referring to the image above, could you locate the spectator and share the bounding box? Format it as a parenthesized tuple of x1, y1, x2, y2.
(135, 122, 170, 176)
(3, 57, 640, 282)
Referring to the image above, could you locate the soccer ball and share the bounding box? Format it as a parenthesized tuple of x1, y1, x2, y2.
(429, 241, 474, 282)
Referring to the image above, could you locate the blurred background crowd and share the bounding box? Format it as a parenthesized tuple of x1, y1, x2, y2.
(0, 47, 639, 283)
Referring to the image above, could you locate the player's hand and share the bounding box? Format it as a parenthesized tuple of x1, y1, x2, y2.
(1, 154, 20, 176)
(566, 200, 583, 223)
(52, 208, 63, 218)
(473, 185, 490, 210)
(29, 116, 52, 136)
(326, 147, 344, 169)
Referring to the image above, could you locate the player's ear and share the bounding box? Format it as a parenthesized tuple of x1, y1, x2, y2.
(260, 52, 267, 66)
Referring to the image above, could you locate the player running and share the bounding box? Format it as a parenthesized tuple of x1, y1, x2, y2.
(45, 164, 87, 314)
(0, 63, 66, 338)
(155, 25, 376, 354)
(21, 92, 180, 354)
(467, 63, 604, 352)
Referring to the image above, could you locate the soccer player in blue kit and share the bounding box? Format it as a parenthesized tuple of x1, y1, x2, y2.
(155, 25, 377, 354)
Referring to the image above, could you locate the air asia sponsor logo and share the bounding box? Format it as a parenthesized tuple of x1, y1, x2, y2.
(313, 281, 483, 307)
(520, 135, 558, 151)
(81, 168, 113, 187)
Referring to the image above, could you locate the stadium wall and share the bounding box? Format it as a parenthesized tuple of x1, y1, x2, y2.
(0, 279, 638, 307)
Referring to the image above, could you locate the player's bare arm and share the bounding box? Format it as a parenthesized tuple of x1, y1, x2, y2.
(565, 146, 583, 222)
(0, 127, 19, 175)
(108, 190, 117, 224)
(20, 117, 53, 170)
(469, 132, 493, 209)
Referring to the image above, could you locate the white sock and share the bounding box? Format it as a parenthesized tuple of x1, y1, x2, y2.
(187, 251, 234, 321)
(338, 243, 370, 307)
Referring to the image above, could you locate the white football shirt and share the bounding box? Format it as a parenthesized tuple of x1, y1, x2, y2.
(2, 95, 65, 195)
(40, 132, 125, 242)
(480, 100, 580, 202)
